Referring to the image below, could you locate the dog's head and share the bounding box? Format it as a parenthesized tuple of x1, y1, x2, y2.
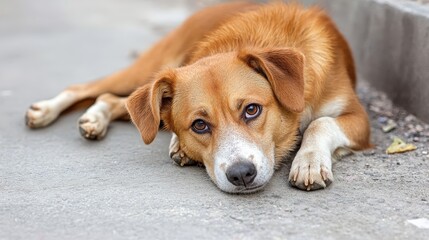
(127, 48, 305, 193)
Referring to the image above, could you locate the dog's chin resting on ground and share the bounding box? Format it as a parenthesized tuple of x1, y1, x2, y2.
(26, 2, 371, 194)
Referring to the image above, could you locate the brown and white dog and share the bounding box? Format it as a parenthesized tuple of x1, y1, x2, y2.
(25, 2, 371, 193)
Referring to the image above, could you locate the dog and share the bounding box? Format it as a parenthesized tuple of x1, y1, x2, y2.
(25, 2, 371, 193)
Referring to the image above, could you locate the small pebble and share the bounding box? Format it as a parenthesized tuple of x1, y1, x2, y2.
(422, 151, 428, 155)
(369, 105, 380, 113)
(378, 116, 388, 124)
(363, 150, 376, 156)
(405, 115, 415, 122)
(415, 125, 424, 132)
(382, 119, 397, 133)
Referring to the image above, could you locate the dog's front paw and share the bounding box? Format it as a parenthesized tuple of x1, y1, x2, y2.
(25, 101, 59, 128)
(169, 133, 198, 166)
(78, 112, 108, 140)
(288, 151, 333, 191)
(170, 150, 199, 166)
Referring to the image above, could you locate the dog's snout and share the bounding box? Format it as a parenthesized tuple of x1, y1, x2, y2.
(226, 161, 257, 187)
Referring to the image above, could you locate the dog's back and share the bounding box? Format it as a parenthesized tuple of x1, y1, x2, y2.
(189, 3, 356, 109)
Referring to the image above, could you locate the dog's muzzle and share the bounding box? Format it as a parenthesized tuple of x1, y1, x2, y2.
(211, 129, 274, 193)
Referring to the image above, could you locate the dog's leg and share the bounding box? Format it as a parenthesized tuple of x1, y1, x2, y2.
(25, 18, 192, 129)
(289, 100, 370, 191)
(25, 38, 184, 129)
(25, 90, 81, 128)
(25, 16, 190, 129)
(169, 133, 199, 166)
(78, 93, 128, 140)
(25, 70, 138, 129)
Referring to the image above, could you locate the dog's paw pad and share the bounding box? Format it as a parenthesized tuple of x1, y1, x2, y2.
(78, 113, 108, 140)
(25, 102, 58, 128)
(288, 151, 333, 191)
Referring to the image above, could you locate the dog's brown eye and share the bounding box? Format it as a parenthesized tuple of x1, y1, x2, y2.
(244, 104, 262, 121)
(191, 119, 210, 134)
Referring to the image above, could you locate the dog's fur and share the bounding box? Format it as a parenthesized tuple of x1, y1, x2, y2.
(26, 2, 371, 193)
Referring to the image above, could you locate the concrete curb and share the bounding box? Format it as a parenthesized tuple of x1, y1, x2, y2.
(300, 0, 429, 122)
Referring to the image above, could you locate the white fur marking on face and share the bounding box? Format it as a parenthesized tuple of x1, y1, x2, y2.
(212, 128, 274, 193)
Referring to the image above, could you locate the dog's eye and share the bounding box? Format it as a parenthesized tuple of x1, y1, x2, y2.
(244, 104, 262, 121)
(191, 119, 210, 134)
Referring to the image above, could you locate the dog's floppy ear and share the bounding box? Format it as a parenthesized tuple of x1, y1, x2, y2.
(126, 72, 174, 144)
(238, 48, 305, 113)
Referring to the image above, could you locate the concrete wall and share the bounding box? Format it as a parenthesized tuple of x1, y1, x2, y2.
(299, 0, 429, 122)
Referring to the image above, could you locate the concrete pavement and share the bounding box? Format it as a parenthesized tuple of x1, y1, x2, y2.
(1, 0, 428, 239)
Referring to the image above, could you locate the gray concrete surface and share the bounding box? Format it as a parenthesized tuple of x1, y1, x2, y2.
(301, 0, 429, 123)
(1, 0, 428, 239)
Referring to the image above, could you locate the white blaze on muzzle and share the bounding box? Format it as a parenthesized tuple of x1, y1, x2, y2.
(212, 129, 275, 193)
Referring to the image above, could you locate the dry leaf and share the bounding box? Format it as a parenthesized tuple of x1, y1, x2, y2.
(386, 137, 417, 154)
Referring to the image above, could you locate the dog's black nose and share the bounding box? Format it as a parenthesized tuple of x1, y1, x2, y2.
(226, 162, 257, 187)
